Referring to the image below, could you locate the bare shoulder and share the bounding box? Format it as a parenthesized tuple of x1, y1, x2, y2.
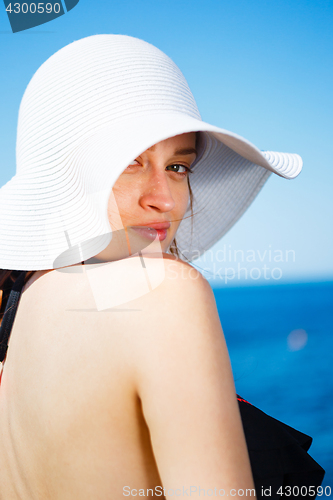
(142, 251, 212, 296)
(147, 252, 215, 311)
(161, 252, 204, 276)
(22, 256, 213, 318)
(127, 252, 223, 372)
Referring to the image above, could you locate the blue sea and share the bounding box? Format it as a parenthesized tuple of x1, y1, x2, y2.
(212, 281, 333, 492)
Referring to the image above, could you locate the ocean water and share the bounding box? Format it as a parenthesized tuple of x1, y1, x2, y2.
(212, 281, 333, 491)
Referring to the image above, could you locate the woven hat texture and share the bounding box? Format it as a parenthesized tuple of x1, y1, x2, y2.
(0, 34, 302, 270)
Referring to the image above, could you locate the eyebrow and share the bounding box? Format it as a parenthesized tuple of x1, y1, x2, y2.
(142, 146, 198, 156)
(173, 147, 197, 156)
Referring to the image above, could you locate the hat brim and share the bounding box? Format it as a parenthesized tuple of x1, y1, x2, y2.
(0, 112, 302, 270)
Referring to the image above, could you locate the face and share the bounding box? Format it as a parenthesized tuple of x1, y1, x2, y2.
(105, 132, 197, 257)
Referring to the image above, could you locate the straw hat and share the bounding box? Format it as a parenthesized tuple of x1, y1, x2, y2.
(0, 34, 302, 271)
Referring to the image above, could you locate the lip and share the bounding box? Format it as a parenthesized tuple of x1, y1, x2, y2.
(131, 222, 171, 230)
(129, 224, 169, 242)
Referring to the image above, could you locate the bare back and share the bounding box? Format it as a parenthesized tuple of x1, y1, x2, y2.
(0, 255, 255, 500)
(0, 257, 169, 499)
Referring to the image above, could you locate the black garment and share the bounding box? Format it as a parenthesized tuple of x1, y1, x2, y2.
(0, 270, 27, 362)
(0, 272, 326, 498)
(236, 395, 325, 499)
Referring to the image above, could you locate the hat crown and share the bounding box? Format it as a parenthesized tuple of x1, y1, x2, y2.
(16, 34, 201, 173)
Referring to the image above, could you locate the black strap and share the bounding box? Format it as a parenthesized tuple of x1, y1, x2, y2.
(0, 271, 27, 362)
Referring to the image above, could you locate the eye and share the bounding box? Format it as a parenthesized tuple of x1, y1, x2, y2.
(167, 164, 193, 176)
(127, 159, 141, 167)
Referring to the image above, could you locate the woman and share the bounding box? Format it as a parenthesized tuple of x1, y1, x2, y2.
(0, 35, 325, 499)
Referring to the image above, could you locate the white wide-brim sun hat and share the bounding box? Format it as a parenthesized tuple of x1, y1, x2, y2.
(0, 34, 302, 271)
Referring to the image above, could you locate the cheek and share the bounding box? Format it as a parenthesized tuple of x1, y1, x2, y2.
(108, 185, 134, 227)
(175, 185, 190, 217)
(110, 185, 124, 210)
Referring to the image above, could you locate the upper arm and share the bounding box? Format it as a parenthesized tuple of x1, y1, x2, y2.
(131, 260, 256, 498)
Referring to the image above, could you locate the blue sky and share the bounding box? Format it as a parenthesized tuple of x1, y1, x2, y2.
(1, 0, 332, 284)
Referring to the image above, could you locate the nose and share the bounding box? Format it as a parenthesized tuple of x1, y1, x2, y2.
(139, 168, 175, 213)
